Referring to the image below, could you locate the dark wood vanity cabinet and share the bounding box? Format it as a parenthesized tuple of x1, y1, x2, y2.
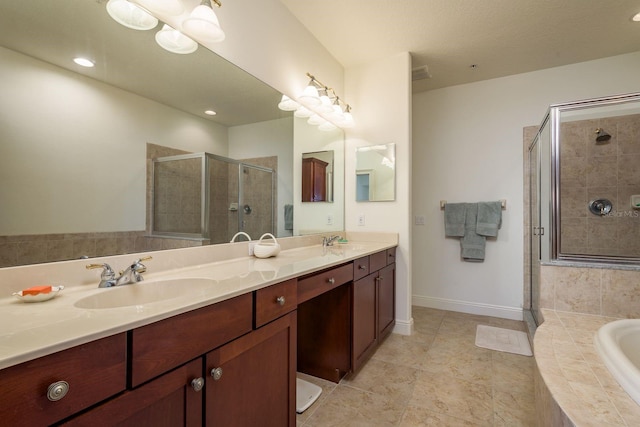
(301, 157, 328, 202)
(0, 333, 126, 427)
(2, 249, 396, 425)
(352, 248, 396, 372)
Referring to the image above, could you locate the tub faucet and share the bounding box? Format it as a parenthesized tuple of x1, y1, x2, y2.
(86, 256, 152, 288)
(322, 235, 341, 247)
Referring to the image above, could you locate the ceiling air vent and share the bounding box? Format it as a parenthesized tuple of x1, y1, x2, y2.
(412, 65, 432, 81)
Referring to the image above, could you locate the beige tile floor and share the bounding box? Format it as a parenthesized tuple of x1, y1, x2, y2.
(296, 306, 536, 426)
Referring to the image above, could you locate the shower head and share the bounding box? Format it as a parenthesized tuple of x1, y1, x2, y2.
(595, 128, 611, 143)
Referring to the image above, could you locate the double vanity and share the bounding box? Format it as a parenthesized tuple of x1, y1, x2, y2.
(0, 233, 397, 426)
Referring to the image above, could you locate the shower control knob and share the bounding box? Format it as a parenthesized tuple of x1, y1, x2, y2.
(211, 367, 223, 381)
(191, 377, 205, 392)
(47, 381, 69, 402)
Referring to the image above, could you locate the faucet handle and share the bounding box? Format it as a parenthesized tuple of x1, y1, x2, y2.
(131, 256, 152, 281)
(86, 263, 115, 279)
(86, 263, 117, 288)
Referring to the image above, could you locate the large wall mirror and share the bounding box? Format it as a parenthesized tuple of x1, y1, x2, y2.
(0, 1, 344, 267)
(531, 92, 640, 266)
(355, 144, 396, 202)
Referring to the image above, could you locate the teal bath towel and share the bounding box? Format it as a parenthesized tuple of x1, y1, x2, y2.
(460, 203, 486, 261)
(476, 201, 502, 237)
(444, 203, 466, 237)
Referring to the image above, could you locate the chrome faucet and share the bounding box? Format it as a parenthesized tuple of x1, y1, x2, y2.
(86, 256, 152, 288)
(322, 235, 341, 247)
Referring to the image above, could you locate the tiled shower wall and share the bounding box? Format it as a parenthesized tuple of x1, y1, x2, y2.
(560, 114, 640, 257)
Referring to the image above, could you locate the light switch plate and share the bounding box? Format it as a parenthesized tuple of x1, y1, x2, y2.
(357, 214, 365, 226)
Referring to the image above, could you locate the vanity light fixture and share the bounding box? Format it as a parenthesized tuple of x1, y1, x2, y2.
(73, 57, 95, 68)
(106, 0, 158, 30)
(279, 73, 355, 129)
(106, 0, 226, 54)
(155, 24, 198, 54)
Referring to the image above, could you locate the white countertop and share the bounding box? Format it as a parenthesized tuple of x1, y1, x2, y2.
(0, 236, 396, 370)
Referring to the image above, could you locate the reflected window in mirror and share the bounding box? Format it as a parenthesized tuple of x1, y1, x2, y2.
(301, 151, 334, 202)
(355, 144, 396, 202)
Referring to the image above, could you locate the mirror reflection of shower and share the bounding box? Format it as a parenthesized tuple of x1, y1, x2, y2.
(151, 152, 275, 244)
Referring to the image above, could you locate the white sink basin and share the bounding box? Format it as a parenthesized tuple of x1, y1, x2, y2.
(74, 278, 217, 309)
(595, 319, 640, 405)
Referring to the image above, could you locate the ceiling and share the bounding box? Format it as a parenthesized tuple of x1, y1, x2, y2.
(278, 0, 640, 93)
(0, 0, 284, 127)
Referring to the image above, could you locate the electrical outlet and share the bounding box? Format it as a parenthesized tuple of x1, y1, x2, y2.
(327, 214, 334, 225)
(357, 214, 365, 226)
(248, 242, 256, 256)
(415, 215, 426, 225)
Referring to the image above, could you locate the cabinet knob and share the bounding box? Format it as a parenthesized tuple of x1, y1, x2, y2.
(358, 265, 367, 270)
(211, 367, 223, 381)
(276, 296, 285, 306)
(191, 377, 205, 392)
(47, 381, 69, 402)
(327, 277, 335, 284)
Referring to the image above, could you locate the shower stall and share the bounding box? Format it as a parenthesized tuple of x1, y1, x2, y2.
(151, 152, 275, 243)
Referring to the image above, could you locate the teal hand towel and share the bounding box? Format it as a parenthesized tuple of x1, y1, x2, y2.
(284, 204, 293, 230)
(476, 201, 502, 237)
(461, 203, 486, 261)
(444, 203, 466, 237)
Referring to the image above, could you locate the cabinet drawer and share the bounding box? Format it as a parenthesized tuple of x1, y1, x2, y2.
(0, 333, 126, 426)
(298, 263, 353, 304)
(369, 250, 387, 272)
(255, 279, 297, 328)
(386, 247, 397, 265)
(353, 256, 370, 281)
(130, 293, 252, 387)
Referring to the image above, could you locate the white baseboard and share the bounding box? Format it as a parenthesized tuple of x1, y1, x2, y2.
(412, 295, 523, 321)
(392, 318, 414, 336)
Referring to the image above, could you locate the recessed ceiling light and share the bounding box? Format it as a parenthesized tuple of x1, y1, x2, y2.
(469, 64, 479, 69)
(73, 57, 95, 68)
(204, 110, 217, 116)
(632, 12, 640, 22)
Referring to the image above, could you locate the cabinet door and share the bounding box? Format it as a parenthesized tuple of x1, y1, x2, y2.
(206, 312, 296, 427)
(352, 273, 377, 372)
(62, 359, 204, 427)
(377, 263, 396, 339)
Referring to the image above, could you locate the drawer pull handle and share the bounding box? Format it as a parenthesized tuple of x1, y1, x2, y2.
(276, 296, 286, 306)
(47, 381, 69, 402)
(211, 367, 223, 381)
(328, 277, 335, 284)
(191, 377, 205, 392)
(358, 265, 367, 270)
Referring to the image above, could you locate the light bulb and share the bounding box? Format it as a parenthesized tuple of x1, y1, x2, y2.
(294, 106, 313, 118)
(307, 114, 326, 126)
(278, 95, 299, 111)
(155, 25, 198, 54)
(298, 84, 321, 107)
(106, 0, 158, 30)
(182, 3, 225, 42)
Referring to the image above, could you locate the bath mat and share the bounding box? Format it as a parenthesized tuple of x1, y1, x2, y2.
(475, 325, 532, 356)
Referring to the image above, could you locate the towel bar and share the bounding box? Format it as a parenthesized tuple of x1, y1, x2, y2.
(440, 199, 507, 210)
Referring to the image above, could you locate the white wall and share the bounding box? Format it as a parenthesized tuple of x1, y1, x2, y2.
(412, 51, 640, 319)
(0, 46, 228, 235)
(228, 117, 294, 237)
(345, 52, 413, 334)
